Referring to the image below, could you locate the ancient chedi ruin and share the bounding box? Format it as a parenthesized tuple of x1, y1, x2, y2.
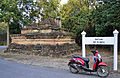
(5, 18, 81, 57)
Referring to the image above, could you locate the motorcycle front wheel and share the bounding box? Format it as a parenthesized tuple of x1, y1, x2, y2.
(69, 62, 79, 74)
(97, 66, 109, 77)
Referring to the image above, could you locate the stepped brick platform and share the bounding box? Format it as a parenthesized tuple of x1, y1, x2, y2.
(5, 18, 81, 57)
(10, 18, 75, 45)
(11, 32, 75, 45)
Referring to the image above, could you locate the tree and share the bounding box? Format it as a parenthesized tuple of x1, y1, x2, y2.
(60, 0, 104, 44)
(60, 0, 98, 20)
(21, 0, 41, 24)
(37, 0, 61, 20)
(0, 0, 38, 46)
(0, 0, 19, 46)
(91, 0, 120, 36)
(60, 0, 95, 34)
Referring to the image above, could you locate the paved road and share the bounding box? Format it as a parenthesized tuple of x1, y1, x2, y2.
(0, 46, 7, 51)
(0, 59, 119, 78)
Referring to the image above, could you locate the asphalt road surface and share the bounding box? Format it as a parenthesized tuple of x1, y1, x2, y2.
(0, 46, 7, 51)
(0, 59, 119, 78)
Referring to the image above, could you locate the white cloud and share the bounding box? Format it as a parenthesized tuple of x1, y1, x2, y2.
(60, 0, 69, 5)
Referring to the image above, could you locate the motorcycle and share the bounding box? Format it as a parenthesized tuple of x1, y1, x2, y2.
(68, 50, 109, 77)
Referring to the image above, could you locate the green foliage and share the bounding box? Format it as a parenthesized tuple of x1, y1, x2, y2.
(61, 0, 120, 37)
(0, 0, 19, 22)
(21, 0, 40, 23)
(60, 0, 90, 20)
(61, 0, 95, 35)
(0, 0, 39, 34)
(0, 22, 7, 45)
(0, 0, 61, 34)
(0, 22, 7, 34)
(60, 0, 96, 44)
(91, 0, 120, 36)
(60, 0, 120, 45)
(62, 10, 90, 34)
(9, 21, 21, 34)
(37, 0, 61, 20)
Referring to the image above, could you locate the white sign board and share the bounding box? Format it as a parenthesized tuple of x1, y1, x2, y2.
(85, 37, 114, 45)
(81, 30, 119, 71)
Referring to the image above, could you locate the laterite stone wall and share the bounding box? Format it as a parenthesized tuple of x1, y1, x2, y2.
(5, 43, 81, 57)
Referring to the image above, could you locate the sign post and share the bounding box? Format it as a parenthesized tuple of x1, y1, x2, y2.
(81, 29, 119, 70)
(113, 30, 119, 71)
(81, 31, 86, 57)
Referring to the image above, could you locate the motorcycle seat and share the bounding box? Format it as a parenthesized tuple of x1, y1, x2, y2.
(73, 55, 89, 62)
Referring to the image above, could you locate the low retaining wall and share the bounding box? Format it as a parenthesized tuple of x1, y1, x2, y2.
(4, 43, 81, 57)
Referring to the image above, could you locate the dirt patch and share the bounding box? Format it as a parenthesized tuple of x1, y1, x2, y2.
(0, 52, 69, 70)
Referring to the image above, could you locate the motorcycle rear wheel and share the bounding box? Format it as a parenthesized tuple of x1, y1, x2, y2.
(69, 62, 79, 74)
(97, 66, 109, 77)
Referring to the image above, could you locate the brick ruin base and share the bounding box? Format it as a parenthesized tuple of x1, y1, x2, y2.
(5, 18, 80, 57)
(4, 43, 81, 57)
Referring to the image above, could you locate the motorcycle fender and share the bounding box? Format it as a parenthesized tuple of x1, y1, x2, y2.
(68, 59, 79, 66)
(68, 61, 75, 66)
(98, 62, 108, 66)
(69, 59, 74, 61)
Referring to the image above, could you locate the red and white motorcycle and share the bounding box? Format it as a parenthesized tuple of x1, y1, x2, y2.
(68, 50, 109, 77)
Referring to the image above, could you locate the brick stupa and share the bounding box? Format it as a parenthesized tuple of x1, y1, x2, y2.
(11, 18, 75, 45)
(5, 18, 81, 57)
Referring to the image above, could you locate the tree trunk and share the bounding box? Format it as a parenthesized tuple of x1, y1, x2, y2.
(7, 24, 9, 46)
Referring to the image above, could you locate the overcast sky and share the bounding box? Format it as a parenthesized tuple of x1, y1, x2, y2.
(60, 0, 69, 4)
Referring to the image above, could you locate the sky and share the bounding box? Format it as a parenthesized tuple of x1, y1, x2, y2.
(60, 0, 69, 5)
(33, 0, 69, 5)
